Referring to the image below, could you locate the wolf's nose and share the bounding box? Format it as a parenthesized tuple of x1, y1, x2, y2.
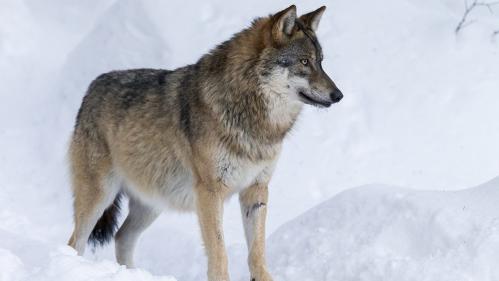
(330, 89, 343, 103)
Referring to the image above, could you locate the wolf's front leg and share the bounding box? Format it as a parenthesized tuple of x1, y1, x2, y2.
(239, 184, 273, 281)
(196, 183, 230, 281)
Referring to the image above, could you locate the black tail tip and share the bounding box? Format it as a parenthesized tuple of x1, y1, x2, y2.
(88, 192, 123, 248)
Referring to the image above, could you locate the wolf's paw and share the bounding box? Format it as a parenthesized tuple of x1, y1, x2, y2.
(250, 271, 273, 281)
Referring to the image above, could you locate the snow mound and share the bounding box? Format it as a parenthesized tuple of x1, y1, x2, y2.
(266, 177, 499, 281)
(0, 208, 176, 281)
(0, 237, 176, 281)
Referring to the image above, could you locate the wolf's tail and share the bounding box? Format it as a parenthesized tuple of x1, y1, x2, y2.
(88, 192, 123, 247)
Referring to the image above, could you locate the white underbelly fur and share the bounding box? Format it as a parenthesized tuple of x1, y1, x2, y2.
(120, 150, 275, 212)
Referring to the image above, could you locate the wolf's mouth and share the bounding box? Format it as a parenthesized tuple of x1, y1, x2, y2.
(298, 91, 332, 108)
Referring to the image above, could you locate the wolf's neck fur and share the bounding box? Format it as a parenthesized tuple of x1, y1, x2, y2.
(195, 17, 301, 160)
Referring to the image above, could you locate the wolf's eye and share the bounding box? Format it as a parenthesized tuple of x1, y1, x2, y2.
(300, 59, 309, 66)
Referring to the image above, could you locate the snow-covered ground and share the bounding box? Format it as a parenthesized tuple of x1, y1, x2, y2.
(1, 0, 498, 280)
(3, 178, 499, 281)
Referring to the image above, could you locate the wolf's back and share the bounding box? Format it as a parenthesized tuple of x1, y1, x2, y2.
(74, 69, 173, 132)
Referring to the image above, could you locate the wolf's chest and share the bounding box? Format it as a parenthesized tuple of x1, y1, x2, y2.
(215, 152, 275, 191)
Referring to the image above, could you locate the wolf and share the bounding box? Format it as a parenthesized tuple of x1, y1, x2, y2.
(67, 5, 342, 281)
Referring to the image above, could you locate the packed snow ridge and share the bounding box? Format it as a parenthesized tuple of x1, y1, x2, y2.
(265, 177, 499, 281)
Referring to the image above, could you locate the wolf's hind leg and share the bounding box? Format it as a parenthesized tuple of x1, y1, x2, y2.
(115, 197, 160, 267)
(68, 169, 121, 255)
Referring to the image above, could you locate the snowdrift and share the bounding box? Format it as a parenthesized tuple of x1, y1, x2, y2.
(265, 177, 499, 281)
(0, 245, 176, 281)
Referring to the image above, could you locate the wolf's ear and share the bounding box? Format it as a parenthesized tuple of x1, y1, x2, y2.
(272, 5, 297, 43)
(299, 6, 326, 31)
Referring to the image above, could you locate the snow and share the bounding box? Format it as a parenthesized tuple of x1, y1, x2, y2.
(2, 179, 499, 281)
(1, 0, 499, 280)
(0, 245, 176, 281)
(265, 177, 499, 281)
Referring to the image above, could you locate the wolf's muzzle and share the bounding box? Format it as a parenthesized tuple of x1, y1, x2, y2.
(330, 89, 343, 103)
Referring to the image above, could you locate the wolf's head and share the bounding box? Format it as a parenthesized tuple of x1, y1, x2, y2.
(259, 5, 342, 108)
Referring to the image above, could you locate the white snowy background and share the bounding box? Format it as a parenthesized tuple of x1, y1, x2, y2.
(1, 0, 499, 280)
